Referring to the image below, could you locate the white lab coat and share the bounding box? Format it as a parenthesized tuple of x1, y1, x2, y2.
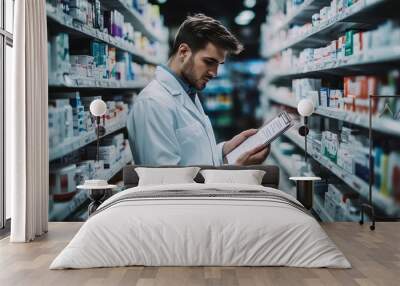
(127, 66, 225, 166)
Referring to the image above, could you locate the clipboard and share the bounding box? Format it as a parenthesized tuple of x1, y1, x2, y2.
(226, 111, 294, 164)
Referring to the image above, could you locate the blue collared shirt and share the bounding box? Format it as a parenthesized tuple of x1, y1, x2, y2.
(160, 65, 197, 103)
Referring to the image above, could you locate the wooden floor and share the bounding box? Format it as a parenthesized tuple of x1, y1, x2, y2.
(0, 222, 399, 286)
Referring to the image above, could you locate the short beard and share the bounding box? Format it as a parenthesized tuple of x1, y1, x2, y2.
(181, 55, 198, 89)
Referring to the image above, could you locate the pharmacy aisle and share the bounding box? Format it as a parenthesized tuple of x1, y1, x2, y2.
(47, 0, 169, 221)
(260, 0, 400, 222)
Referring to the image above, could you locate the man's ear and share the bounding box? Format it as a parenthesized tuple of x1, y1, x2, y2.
(178, 43, 191, 62)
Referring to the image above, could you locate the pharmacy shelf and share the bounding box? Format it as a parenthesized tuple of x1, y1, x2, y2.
(264, 0, 392, 58)
(49, 154, 133, 221)
(49, 189, 89, 221)
(267, 46, 400, 83)
(103, 0, 168, 43)
(98, 153, 133, 181)
(266, 93, 298, 109)
(49, 117, 128, 161)
(283, 128, 400, 216)
(271, 146, 333, 221)
(46, 0, 166, 222)
(46, 5, 163, 65)
(268, 0, 330, 35)
(270, 148, 297, 198)
(266, 92, 400, 137)
(313, 194, 363, 222)
(49, 76, 149, 89)
(314, 106, 400, 137)
(272, 141, 364, 221)
(314, 195, 334, 222)
(271, 147, 297, 178)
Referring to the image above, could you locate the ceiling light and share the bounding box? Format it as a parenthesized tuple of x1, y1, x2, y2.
(235, 10, 255, 26)
(157, 0, 167, 4)
(244, 0, 256, 8)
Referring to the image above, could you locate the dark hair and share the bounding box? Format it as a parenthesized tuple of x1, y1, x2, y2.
(170, 14, 243, 57)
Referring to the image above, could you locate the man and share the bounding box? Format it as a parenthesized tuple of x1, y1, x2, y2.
(127, 14, 270, 166)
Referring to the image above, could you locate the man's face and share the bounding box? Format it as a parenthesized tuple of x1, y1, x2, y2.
(181, 42, 227, 90)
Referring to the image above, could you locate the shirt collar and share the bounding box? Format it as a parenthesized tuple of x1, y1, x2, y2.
(160, 65, 197, 96)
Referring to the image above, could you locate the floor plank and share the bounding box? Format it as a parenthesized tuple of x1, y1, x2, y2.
(0, 222, 399, 286)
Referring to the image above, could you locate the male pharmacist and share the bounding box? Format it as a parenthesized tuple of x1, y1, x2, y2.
(127, 14, 270, 166)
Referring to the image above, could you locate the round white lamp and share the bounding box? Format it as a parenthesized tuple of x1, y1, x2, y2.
(293, 99, 319, 210)
(297, 99, 315, 163)
(90, 99, 107, 117)
(89, 99, 107, 161)
(297, 98, 314, 117)
(78, 99, 113, 216)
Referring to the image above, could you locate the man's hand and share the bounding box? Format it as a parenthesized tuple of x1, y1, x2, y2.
(223, 129, 271, 165)
(222, 129, 257, 156)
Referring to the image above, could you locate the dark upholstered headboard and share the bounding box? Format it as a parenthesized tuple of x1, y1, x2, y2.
(123, 165, 280, 189)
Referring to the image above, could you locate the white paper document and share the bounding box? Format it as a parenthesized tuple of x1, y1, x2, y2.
(226, 111, 293, 164)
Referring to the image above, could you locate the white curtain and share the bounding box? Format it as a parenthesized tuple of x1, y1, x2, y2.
(8, 0, 49, 242)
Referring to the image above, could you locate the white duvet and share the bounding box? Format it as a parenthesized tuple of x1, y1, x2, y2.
(50, 183, 351, 269)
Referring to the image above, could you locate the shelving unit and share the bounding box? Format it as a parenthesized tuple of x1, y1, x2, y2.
(313, 195, 334, 222)
(268, 0, 331, 35)
(261, 0, 400, 221)
(49, 153, 133, 221)
(263, 0, 393, 58)
(47, 0, 168, 221)
(266, 46, 400, 82)
(103, 0, 168, 43)
(270, 147, 297, 179)
(46, 7, 162, 65)
(283, 128, 400, 216)
(266, 92, 400, 137)
(49, 76, 149, 89)
(49, 116, 128, 161)
(271, 142, 337, 221)
(271, 131, 376, 222)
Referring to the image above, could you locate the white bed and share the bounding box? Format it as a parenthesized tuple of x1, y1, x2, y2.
(50, 183, 351, 269)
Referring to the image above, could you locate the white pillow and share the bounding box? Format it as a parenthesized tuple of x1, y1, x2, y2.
(200, 169, 266, 185)
(135, 167, 201, 186)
